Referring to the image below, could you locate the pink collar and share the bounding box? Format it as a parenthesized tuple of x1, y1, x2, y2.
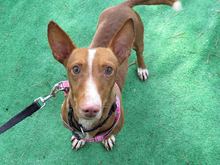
(60, 81, 121, 143)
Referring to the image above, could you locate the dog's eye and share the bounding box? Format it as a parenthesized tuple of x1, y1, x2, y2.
(72, 66, 80, 74)
(105, 67, 113, 75)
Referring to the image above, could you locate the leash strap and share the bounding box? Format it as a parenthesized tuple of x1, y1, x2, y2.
(0, 101, 41, 135)
(0, 81, 69, 135)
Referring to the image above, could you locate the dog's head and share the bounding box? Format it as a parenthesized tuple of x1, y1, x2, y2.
(47, 19, 134, 128)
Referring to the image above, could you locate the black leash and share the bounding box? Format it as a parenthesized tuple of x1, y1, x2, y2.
(0, 81, 69, 135)
(0, 101, 41, 134)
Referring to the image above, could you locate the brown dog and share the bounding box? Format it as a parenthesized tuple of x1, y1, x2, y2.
(47, 0, 182, 150)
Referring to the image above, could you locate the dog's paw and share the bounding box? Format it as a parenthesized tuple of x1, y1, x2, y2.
(102, 135, 115, 150)
(137, 68, 149, 81)
(70, 136, 85, 150)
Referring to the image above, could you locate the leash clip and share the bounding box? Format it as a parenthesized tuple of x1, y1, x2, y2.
(50, 82, 61, 97)
(35, 81, 69, 109)
(34, 97, 48, 109)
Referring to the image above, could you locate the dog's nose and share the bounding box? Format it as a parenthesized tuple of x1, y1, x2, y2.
(81, 104, 99, 117)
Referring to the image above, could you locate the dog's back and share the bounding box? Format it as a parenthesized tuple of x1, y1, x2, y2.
(90, 0, 182, 85)
(48, 0, 182, 151)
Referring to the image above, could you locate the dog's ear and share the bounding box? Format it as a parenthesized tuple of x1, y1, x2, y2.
(108, 18, 135, 64)
(48, 20, 77, 66)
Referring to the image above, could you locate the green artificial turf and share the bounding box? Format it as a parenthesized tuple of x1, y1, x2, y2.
(0, 0, 220, 164)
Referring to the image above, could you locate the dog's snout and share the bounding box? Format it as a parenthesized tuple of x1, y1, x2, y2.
(82, 104, 99, 117)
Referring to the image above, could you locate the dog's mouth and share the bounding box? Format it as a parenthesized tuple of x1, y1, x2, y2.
(81, 116, 99, 120)
(78, 116, 100, 129)
(77, 106, 102, 128)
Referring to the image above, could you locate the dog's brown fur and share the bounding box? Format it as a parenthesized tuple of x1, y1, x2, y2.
(48, 0, 181, 150)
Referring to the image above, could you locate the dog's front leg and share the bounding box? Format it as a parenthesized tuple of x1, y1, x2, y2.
(70, 136, 86, 150)
(102, 135, 116, 150)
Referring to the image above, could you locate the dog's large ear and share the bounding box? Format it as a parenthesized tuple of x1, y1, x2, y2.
(48, 20, 77, 66)
(108, 18, 135, 64)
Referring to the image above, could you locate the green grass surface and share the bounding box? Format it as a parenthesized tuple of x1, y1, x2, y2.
(0, 0, 220, 164)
